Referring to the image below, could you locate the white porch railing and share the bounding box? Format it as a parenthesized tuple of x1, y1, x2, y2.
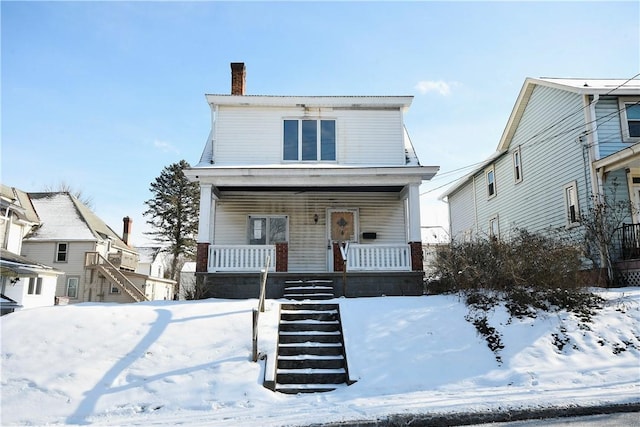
(346, 244, 411, 271)
(208, 245, 276, 272)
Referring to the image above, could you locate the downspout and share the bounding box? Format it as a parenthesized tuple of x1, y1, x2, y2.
(584, 94, 601, 199)
(472, 174, 479, 236)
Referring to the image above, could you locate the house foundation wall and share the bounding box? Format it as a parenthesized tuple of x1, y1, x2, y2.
(197, 271, 425, 299)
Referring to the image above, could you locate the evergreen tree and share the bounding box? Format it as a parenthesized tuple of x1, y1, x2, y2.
(143, 160, 200, 281)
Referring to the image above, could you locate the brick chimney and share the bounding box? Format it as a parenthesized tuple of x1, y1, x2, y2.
(122, 216, 132, 245)
(231, 62, 246, 95)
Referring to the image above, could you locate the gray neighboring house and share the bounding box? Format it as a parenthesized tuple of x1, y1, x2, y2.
(441, 77, 640, 283)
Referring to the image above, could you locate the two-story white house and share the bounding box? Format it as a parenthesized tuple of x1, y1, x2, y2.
(186, 63, 439, 298)
(441, 77, 640, 284)
(0, 185, 62, 314)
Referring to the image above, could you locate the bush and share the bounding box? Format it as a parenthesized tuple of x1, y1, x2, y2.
(432, 229, 603, 318)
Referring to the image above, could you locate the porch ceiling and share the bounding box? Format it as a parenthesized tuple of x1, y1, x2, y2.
(218, 185, 405, 193)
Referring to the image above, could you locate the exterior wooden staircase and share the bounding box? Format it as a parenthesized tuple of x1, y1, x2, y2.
(274, 302, 353, 394)
(85, 252, 147, 302)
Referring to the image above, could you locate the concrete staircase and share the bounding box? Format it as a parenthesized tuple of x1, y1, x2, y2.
(283, 279, 335, 300)
(275, 303, 352, 394)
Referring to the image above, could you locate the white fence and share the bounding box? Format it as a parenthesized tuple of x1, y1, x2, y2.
(346, 244, 411, 271)
(208, 245, 275, 272)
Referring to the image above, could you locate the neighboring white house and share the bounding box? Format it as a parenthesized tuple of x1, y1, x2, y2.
(0, 185, 62, 314)
(441, 77, 640, 283)
(185, 63, 439, 298)
(179, 261, 196, 299)
(21, 192, 176, 303)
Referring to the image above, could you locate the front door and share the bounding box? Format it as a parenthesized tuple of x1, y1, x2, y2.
(327, 209, 359, 271)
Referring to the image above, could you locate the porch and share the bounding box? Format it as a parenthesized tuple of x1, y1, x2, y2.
(617, 223, 640, 286)
(201, 243, 424, 298)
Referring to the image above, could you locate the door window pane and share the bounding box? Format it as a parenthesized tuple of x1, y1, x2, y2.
(269, 217, 287, 243)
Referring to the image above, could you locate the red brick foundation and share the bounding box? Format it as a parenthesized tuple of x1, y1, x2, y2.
(409, 241, 424, 272)
(275, 242, 288, 272)
(196, 242, 210, 273)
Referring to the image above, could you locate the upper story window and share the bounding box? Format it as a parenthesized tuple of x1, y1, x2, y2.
(619, 98, 640, 141)
(485, 165, 496, 199)
(56, 242, 68, 262)
(248, 215, 288, 245)
(513, 146, 523, 183)
(283, 119, 336, 161)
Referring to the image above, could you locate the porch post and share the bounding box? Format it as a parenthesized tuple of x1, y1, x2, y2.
(196, 184, 216, 273)
(405, 183, 423, 271)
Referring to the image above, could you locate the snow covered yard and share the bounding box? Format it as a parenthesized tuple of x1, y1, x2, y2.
(1, 288, 639, 426)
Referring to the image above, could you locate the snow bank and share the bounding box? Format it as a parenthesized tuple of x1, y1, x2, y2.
(1, 288, 638, 426)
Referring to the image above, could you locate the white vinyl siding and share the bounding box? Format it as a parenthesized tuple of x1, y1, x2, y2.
(213, 106, 405, 166)
(213, 192, 406, 272)
(448, 181, 476, 239)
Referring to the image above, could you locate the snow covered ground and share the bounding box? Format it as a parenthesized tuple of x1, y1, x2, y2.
(1, 287, 639, 426)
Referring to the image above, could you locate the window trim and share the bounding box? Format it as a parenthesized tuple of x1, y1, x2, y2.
(247, 215, 289, 245)
(66, 276, 79, 299)
(282, 118, 337, 162)
(512, 146, 523, 183)
(110, 283, 121, 294)
(485, 165, 496, 199)
(56, 242, 69, 263)
(618, 97, 640, 142)
(563, 181, 580, 228)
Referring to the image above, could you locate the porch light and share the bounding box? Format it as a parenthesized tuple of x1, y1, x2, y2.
(314, 214, 319, 224)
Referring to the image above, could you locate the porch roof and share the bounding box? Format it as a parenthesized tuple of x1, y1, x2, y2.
(186, 165, 438, 189)
(594, 142, 640, 174)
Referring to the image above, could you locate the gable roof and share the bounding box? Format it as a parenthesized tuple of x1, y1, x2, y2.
(0, 184, 40, 224)
(24, 192, 131, 251)
(441, 77, 640, 200)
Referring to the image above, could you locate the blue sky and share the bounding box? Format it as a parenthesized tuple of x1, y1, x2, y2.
(2, 1, 638, 245)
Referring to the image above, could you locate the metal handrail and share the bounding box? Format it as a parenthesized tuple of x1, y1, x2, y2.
(252, 255, 271, 362)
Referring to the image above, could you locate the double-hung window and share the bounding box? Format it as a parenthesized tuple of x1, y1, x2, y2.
(489, 215, 499, 239)
(248, 215, 288, 245)
(619, 98, 640, 141)
(513, 146, 523, 183)
(56, 242, 68, 262)
(564, 181, 580, 227)
(485, 165, 496, 199)
(283, 119, 336, 161)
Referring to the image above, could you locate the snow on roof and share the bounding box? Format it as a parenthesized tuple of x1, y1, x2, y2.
(181, 261, 196, 273)
(536, 77, 640, 94)
(25, 193, 130, 250)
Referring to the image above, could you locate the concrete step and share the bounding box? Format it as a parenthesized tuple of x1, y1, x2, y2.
(277, 356, 345, 370)
(278, 343, 344, 356)
(280, 311, 338, 322)
(276, 369, 347, 385)
(279, 320, 340, 333)
(275, 383, 342, 394)
(278, 331, 342, 344)
(281, 303, 339, 311)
